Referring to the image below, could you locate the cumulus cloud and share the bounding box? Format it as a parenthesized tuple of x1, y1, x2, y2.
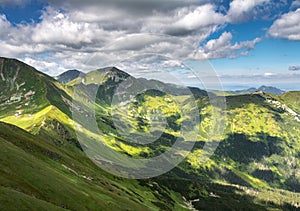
(226, 0, 270, 23)
(269, 8, 300, 40)
(30, 7, 123, 48)
(169, 4, 225, 35)
(197, 32, 261, 59)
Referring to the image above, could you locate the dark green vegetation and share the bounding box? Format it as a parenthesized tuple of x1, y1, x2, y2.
(0, 57, 300, 210)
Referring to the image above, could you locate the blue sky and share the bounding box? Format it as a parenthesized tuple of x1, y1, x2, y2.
(0, 0, 300, 90)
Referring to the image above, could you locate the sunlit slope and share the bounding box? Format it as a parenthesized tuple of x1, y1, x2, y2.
(281, 91, 300, 113)
(192, 93, 300, 190)
(0, 58, 80, 150)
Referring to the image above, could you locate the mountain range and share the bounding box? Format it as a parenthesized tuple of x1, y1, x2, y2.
(57, 69, 285, 96)
(0, 57, 300, 210)
(231, 86, 285, 96)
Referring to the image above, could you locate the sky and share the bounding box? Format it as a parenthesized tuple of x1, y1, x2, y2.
(0, 0, 300, 90)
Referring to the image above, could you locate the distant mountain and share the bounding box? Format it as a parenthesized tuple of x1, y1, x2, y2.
(257, 85, 285, 95)
(233, 85, 285, 96)
(55, 69, 84, 84)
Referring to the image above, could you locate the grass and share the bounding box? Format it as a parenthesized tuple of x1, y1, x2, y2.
(0, 122, 191, 210)
(0, 186, 65, 211)
(226, 165, 269, 188)
(1, 105, 52, 133)
(281, 91, 300, 113)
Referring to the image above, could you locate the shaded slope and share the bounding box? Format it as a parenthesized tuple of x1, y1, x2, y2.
(55, 69, 84, 84)
(0, 122, 189, 211)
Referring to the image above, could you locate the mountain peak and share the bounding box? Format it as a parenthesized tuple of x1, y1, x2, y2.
(257, 85, 284, 96)
(56, 69, 84, 84)
(96, 66, 130, 78)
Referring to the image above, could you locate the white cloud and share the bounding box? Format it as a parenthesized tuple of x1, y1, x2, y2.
(23, 57, 67, 76)
(173, 4, 225, 31)
(291, 0, 300, 9)
(264, 72, 276, 77)
(138, 4, 226, 40)
(31, 7, 127, 48)
(205, 31, 232, 51)
(226, 0, 270, 23)
(0, 42, 50, 57)
(269, 8, 300, 40)
(197, 32, 261, 59)
(0, 14, 12, 38)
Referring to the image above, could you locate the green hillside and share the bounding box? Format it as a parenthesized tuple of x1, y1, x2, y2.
(281, 91, 300, 113)
(0, 121, 193, 211)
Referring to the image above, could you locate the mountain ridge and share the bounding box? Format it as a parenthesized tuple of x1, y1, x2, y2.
(233, 85, 285, 96)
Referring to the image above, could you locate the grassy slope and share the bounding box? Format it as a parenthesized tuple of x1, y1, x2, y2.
(281, 91, 300, 113)
(0, 57, 51, 118)
(0, 186, 65, 211)
(0, 122, 190, 211)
